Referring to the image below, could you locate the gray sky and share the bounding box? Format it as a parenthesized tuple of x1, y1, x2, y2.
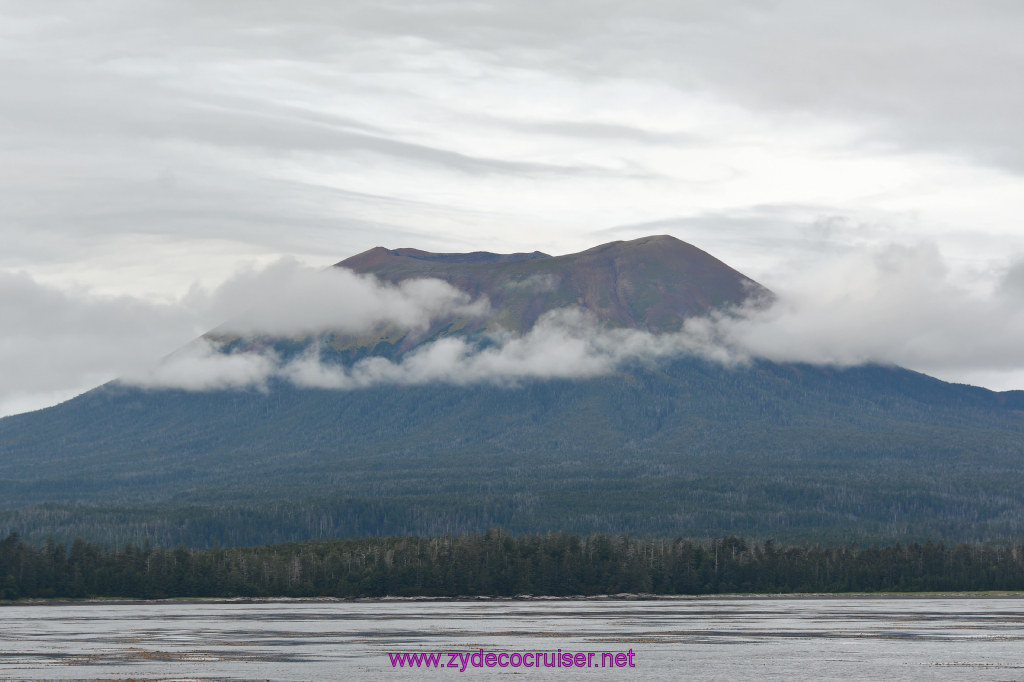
(4, 0, 1024, 415)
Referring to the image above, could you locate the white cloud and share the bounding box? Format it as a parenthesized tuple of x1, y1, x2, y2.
(135, 306, 745, 393)
(191, 257, 488, 336)
(123, 339, 280, 392)
(715, 244, 1024, 382)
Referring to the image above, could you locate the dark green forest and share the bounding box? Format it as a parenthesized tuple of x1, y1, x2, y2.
(3, 359, 1024, 547)
(3, 531, 1024, 600)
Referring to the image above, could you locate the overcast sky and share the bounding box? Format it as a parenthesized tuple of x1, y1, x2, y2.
(4, 0, 1024, 416)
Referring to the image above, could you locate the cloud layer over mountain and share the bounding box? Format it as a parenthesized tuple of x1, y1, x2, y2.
(111, 248, 1024, 394)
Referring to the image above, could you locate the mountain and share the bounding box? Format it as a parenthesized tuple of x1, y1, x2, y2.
(1, 236, 1023, 547)
(208, 234, 769, 362)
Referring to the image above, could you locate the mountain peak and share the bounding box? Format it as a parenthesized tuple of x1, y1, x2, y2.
(580, 234, 681, 250)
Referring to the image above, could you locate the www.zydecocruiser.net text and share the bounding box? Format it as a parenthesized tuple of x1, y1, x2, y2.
(389, 649, 637, 671)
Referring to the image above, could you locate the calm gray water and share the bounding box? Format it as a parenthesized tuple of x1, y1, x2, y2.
(1, 597, 1023, 680)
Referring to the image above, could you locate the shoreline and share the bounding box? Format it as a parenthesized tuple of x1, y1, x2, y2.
(5, 591, 1024, 606)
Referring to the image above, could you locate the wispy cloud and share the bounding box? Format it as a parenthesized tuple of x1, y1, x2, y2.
(195, 258, 488, 337)
(123, 307, 740, 392)
(128, 339, 281, 392)
(714, 243, 1024, 381)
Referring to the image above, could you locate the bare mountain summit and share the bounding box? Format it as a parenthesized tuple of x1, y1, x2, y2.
(337, 235, 769, 337)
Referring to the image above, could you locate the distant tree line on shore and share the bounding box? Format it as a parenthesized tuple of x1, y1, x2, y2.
(3, 530, 1024, 600)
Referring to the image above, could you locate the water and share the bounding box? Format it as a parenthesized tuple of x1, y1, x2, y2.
(1, 596, 1023, 680)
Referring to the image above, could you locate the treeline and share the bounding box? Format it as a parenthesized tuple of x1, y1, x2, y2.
(3, 531, 1024, 600)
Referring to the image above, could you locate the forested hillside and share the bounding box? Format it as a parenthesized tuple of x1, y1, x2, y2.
(2, 357, 1023, 546)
